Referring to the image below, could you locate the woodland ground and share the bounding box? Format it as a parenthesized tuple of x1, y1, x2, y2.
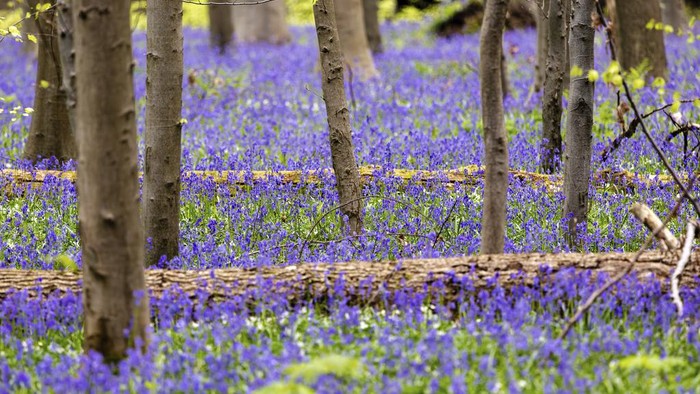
(0, 9, 700, 393)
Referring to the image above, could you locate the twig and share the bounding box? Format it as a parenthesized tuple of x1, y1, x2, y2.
(671, 221, 696, 317)
(432, 197, 459, 249)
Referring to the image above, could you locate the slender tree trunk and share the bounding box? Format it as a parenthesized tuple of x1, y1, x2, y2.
(56, 0, 76, 133)
(20, 0, 38, 53)
(144, 0, 183, 266)
(23, 0, 76, 164)
(534, 0, 548, 92)
(208, 5, 233, 54)
(480, 0, 510, 254)
(660, 0, 687, 32)
(74, 0, 148, 362)
(363, 0, 383, 53)
(609, 0, 668, 78)
(232, 0, 291, 45)
(313, 0, 364, 235)
(541, 0, 566, 173)
(563, 0, 595, 247)
(335, 0, 379, 80)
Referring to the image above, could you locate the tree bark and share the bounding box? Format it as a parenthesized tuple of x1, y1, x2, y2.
(540, 0, 567, 173)
(363, 0, 383, 54)
(534, 0, 549, 92)
(2, 251, 698, 303)
(313, 0, 364, 235)
(232, 0, 291, 45)
(144, 0, 183, 267)
(563, 0, 595, 247)
(56, 0, 76, 134)
(660, 0, 687, 32)
(208, 5, 233, 54)
(479, 0, 510, 254)
(335, 0, 379, 80)
(609, 0, 668, 78)
(74, 0, 148, 362)
(23, 0, 76, 164)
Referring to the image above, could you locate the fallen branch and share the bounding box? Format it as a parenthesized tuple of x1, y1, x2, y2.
(671, 221, 697, 317)
(629, 203, 681, 251)
(0, 167, 692, 192)
(1, 250, 698, 303)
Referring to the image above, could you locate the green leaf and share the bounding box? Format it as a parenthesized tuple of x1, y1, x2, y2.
(8, 25, 20, 38)
(285, 354, 365, 383)
(39, 80, 50, 89)
(570, 65, 583, 78)
(616, 354, 687, 373)
(26, 33, 37, 43)
(53, 254, 79, 272)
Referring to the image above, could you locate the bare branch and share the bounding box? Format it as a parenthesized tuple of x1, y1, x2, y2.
(671, 221, 696, 316)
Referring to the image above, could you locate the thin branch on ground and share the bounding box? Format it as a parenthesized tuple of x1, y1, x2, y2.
(671, 221, 697, 317)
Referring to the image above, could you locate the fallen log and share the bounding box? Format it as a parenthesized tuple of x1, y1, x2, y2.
(0, 167, 686, 193)
(1, 251, 697, 303)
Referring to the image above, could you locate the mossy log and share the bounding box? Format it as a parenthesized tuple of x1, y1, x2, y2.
(1, 251, 697, 303)
(0, 167, 686, 193)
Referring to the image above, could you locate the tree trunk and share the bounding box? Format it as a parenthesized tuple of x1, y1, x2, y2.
(540, 0, 567, 173)
(563, 0, 595, 247)
(23, 0, 76, 164)
(335, 0, 379, 80)
(232, 0, 291, 45)
(144, 0, 183, 267)
(479, 0, 510, 254)
(313, 0, 364, 235)
(3, 251, 697, 303)
(208, 5, 233, 54)
(56, 0, 76, 134)
(609, 0, 668, 78)
(74, 0, 148, 362)
(363, 0, 383, 53)
(534, 0, 548, 92)
(660, 0, 687, 32)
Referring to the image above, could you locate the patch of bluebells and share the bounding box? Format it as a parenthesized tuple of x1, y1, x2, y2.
(1, 24, 699, 172)
(0, 167, 698, 269)
(1, 270, 700, 392)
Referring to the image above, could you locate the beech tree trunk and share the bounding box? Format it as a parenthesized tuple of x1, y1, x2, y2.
(23, 0, 76, 164)
(661, 0, 687, 32)
(534, 0, 549, 92)
(540, 0, 567, 173)
(363, 0, 383, 54)
(313, 0, 364, 235)
(208, 5, 233, 54)
(74, 0, 148, 362)
(3, 251, 697, 303)
(335, 0, 379, 80)
(56, 0, 76, 134)
(479, 0, 510, 254)
(232, 0, 291, 45)
(609, 0, 668, 78)
(563, 0, 595, 247)
(144, 0, 183, 267)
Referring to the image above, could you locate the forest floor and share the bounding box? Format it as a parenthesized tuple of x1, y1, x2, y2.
(1, 14, 700, 393)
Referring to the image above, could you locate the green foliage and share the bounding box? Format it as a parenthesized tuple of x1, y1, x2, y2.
(616, 354, 687, 373)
